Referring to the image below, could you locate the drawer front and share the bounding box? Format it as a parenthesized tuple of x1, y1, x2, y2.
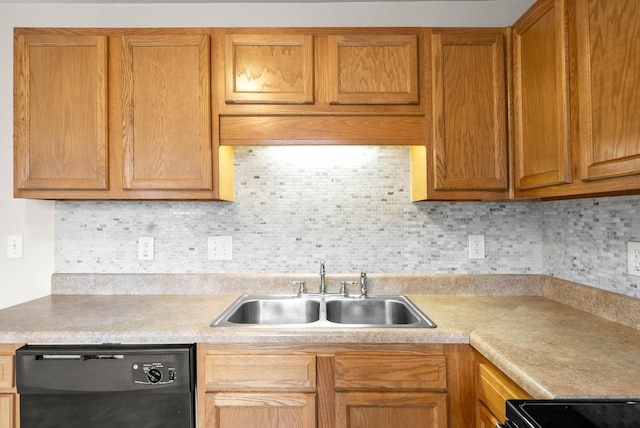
(0, 356, 13, 389)
(335, 353, 447, 391)
(476, 360, 531, 421)
(204, 354, 316, 392)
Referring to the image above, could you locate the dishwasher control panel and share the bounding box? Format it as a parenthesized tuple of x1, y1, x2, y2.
(132, 362, 177, 385)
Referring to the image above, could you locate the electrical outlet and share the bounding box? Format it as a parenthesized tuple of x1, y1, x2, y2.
(469, 235, 485, 259)
(208, 236, 232, 261)
(138, 237, 154, 261)
(628, 241, 640, 277)
(7, 235, 23, 259)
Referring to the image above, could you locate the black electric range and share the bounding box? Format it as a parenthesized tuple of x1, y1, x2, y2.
(502, 399, 640, 428)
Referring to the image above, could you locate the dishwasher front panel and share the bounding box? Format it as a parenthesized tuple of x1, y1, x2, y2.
(16, 344, 196, 428)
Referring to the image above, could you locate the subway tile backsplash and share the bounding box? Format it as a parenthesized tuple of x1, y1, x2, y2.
(55, 146, 639, 298)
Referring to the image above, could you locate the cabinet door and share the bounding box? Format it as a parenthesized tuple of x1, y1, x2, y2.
(475, 353, 531, 423)
(224, 33, 314, 104)
(0, 395, 14, 428)
(335, 391, 447, 428)
(121, 34, 212, 191)
(476, 402, 501, 428)
(576, 0, 640, 181)
(430, 28, 508, 193)
(14, 34, 108, 191)
(327, 34, 419, 105)
(205, 392, 316, 428)
(513, 0, 572, 190)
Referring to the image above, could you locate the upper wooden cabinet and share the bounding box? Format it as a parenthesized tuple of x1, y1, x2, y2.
(119, 34, 213, 191)
(514, 0, 640, 199)
(216, 28, 425, 117)
(411, 28, 509, 201)
(327, 34, 420, 105)
(14, 28, 233, 201)
(575, 0, 640, 182)
(224, 33, 314, 104)
(14, 34, 109, 191)
(513, 0, 571, 192)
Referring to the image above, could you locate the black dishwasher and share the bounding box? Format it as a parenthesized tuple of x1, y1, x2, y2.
(16, 344, 196, 428)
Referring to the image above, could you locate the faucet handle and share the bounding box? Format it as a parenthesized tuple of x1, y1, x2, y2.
(289, 280, 306, 297)
(339, 281, 357, 297)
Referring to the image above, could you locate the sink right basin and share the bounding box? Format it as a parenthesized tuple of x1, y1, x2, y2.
(325, 296, 437, 327)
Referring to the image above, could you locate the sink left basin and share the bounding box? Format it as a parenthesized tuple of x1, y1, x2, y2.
(211, 296, 321, 326)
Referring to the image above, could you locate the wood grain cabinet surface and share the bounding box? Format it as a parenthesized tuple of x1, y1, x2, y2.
(514, 0, 640, 199)
(13, 28, 233, 201)
(14, 34, 109, 192)
(198, 344, 455, 428)
(201, 351, 317, 428)
(224, 33, 314, 105)
(513, 0, 572, 192)
(411, 28, 509, 201)
(0, 345, 22, 428)
(474, 350, 531, 427)
(331, 352, 448, 428)
(216, 28, 427, 147)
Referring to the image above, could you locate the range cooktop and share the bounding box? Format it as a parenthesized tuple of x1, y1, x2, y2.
(505, 399, 640, 428)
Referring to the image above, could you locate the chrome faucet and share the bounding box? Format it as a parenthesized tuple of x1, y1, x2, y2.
(319, 260, 326, 294)
(359, 270, 368, 298)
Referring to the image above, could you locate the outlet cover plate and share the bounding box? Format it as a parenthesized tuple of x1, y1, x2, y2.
(628, 241, 640, 277)
(7, 235, 23, 259)
(138, 236, 154, 261)
(209, 236, 232, 261)
(469, 235, 485, 259)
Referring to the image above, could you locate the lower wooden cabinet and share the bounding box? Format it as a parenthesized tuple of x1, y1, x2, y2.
(205, 392, 316, 428)
(474, 350, 531, 426)
(0, 395, 15, 428)
(0, 345, 21, 428)
(336, 391, 447, 428)
(198, 344, 451, 428)
(476, 401, 501, 428)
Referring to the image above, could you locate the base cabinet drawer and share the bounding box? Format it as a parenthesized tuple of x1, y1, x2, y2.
(205, 392, 316, 428)
(335, 391, 447, 428)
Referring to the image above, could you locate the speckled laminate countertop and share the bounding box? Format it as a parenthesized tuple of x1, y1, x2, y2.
(0, 274, 638, 400)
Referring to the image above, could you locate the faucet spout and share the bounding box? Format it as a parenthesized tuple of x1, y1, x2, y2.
(319, 260, 326, 294)
(359, 270, 368, 298)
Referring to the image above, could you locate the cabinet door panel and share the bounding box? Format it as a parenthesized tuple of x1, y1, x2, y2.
(14, 34, 108, 191)
(336, 391, 447, 428)
(431, 28, 508, 191)
(476, 401, 501, 428)
(206, 392, 316, 428)
(0, 395, 14, 428)
(225, 34, 314, 104)
(0, 356, 13, 389)
(513, 0, 571, 190)
(577, 0, 640, 181)
(121, 34, 212, 191)
(328, 34, 419, 105)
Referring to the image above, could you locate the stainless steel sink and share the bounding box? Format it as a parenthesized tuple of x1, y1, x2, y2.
(211, 295, 436, 328)
(225, 297, 321, 325)
(325, 297, 433, 326)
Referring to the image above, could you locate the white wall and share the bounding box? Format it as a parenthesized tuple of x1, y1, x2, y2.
(0, 1, 534, 309)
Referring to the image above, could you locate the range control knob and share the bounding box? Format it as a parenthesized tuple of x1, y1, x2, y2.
(147, 368, 163, 384)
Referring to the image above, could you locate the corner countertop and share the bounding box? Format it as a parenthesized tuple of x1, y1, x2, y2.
(1, 287, 639, 400)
